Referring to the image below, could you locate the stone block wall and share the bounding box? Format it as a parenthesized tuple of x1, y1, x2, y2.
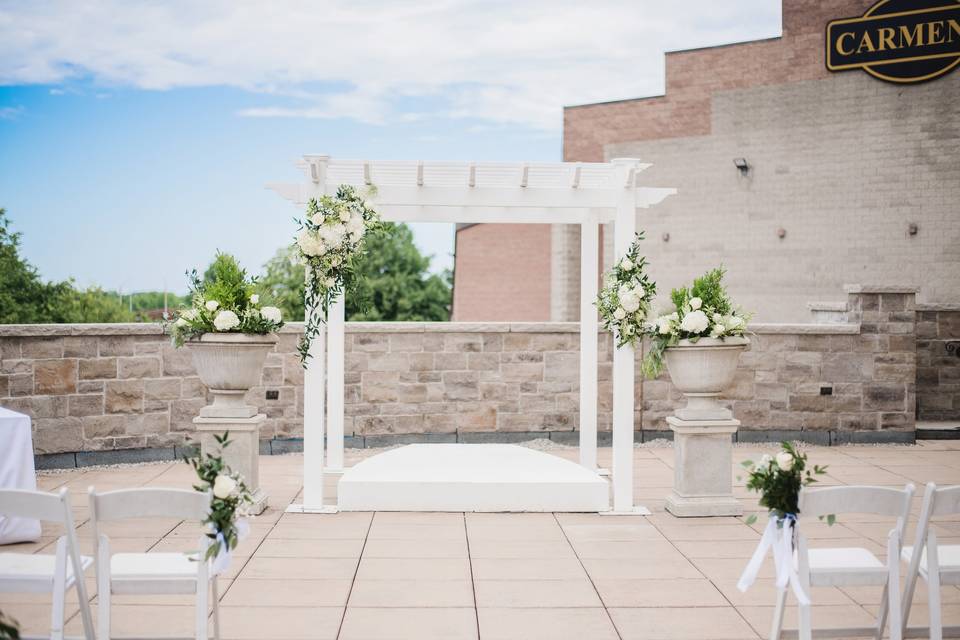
(917, 305, 960, 421)
(0, 286, 923, 456)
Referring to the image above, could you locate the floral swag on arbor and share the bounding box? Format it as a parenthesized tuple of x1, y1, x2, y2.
(294, 185, 382, 364)
(596, 232, 656, 349)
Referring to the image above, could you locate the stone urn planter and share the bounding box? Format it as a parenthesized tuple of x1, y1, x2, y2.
(186, 333, 278, 418)
(664, 336, 749, 421)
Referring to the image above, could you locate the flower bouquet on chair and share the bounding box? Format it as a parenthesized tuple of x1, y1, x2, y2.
(737, 442, 828, 604)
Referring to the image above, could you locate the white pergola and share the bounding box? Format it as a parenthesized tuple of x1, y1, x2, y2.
(268, 156, 675, 513)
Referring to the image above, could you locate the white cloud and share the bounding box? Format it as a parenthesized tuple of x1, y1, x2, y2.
(0, 1, 781, 130)
(0, 105, 24, 120)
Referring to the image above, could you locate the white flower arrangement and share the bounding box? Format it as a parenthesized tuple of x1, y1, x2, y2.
(596, 233, 656, 348)
(293, 185, 382, 364)
(642, 267, 750, 378)
(168, 253, 284, 347)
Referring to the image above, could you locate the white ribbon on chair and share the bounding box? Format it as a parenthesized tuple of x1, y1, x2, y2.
(210, 518, 250, 576)
(737, 514, 810, 605)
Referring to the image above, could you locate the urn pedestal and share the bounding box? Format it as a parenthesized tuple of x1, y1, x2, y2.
(186, 333, 277, 515)
(663, 336, 748, 518)
(194, 414, 268, 514)
(665, 417, 742, 517)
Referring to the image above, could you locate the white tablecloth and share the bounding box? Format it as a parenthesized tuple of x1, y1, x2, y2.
(0, 406, 42, 544)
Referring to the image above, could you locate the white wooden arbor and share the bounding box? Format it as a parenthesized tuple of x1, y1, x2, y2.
(269, 156, 675, 513)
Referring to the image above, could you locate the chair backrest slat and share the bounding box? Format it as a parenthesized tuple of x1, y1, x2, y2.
(90, 488, 209, 522)
(799, 485, 914, 519)
(0, 488, 69, 522)
(931, 485, 960, 517)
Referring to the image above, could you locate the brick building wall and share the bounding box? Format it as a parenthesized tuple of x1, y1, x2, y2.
(917, 306, 960, 421)
(455, 0, 959, 323)
(0, 286, 936, 458)
(451, 223, 551, 321)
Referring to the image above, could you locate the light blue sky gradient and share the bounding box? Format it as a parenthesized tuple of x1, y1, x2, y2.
(0, 1, 781, 294)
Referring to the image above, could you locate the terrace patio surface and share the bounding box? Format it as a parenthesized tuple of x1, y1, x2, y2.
(5, 440, 960, 639)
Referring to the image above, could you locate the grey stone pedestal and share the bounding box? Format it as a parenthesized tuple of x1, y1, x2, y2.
(193, 414, 268, 515)
(665, 416, 743, 517)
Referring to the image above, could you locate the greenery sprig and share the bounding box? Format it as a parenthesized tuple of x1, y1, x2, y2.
(183, 432, 253, 563)
(294, 185, 383, 365)
(741, 442, 829, 525)
(596, 232, 656, 349)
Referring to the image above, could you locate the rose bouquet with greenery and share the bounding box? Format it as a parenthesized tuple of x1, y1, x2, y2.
(169, 253, 284, 347)
(294, 185, 382, 364)
(597, 232, 656, 348)
(643, 267, 750, 378)
(741, 442, 829, 524)
(183, 432, 252, 568)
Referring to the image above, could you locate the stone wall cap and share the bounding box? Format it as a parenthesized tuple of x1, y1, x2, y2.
(843, 284, 920, 294)
(751, 322, 860, 335)
(0, 323, 166, 337)
(806, 301, 847, 311)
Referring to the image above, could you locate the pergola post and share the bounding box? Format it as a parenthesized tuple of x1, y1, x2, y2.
(579, 212, 599, 471)
(326, 296, 346, 472)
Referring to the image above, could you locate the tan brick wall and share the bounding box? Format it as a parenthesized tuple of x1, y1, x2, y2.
(452, 224, 551, 321)
(0, 287, 933, 455)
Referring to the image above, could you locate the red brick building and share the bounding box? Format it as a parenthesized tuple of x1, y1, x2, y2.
(452, 0, 960, 322)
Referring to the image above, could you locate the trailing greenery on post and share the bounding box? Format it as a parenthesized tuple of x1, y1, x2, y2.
(168, 253, 284, 347)
(0, 610, 20, 640)
(293, 185, 383, 364)
(643, 267, 750, 378)
(740, 442, 829, 524)
(596, 232, 656, 349)
(183, 433, 252, 566)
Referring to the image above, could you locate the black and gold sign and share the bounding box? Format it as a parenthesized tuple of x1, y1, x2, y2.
(826, 0, 960, 83)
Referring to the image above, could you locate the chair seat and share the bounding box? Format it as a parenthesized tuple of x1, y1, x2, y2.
(0, 552, 92, 588)
(806, 547, 888, 586)
(109, 552, 204, 595)
(901, 544, 960, 583)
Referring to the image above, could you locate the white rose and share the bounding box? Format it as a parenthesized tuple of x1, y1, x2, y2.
(338, 208, 351, 222)
(631, 286, 645, 300)
(657, 316, 673, 335)
(212, 474, 237, 499)
(319, 223, 347, 248)
(346, 217, 365, 237)
(775, 451, 794, 471)
(613, 307, 626, 320)
(205, 300, 219, 312)
(619, 258, 634, 271)
(297, 230, 326, 256)
(181, 308, 196, 321)
(680, 310, 709, 334)
(760, 454, 773, 466)
(726, 315, 745, 331)
(249, 294, 259, 305)
(325, 277, 336, 288)
(713, 313, 724, 324)
(213, 309, 240, 331)
(261, 306, 282, 324)
(310, 212, 326, 226)
(175, 318, 187, 327)
(620, 293, 641, 313)
(689, 297, 702, 310)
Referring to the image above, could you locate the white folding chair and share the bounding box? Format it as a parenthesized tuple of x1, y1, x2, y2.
(901, 483, 960, 640)
(770, 484, 915, 640)
(88, 488, 218, 640)
(0, 488, 95, 640)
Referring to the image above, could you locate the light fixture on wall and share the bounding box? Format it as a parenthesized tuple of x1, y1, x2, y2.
(733, 158, 750, 175)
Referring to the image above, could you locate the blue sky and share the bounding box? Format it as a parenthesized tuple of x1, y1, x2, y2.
(0, 1, 781, 293)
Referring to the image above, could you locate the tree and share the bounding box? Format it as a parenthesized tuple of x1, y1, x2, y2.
(258, 223, 451, 321)
(0, 209, 135, 323)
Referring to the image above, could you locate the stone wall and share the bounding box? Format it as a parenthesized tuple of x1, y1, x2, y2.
(0, 287, 920, 456)
(917, 305, 960, 421)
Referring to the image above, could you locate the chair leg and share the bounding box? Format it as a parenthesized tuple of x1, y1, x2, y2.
(887, 530, 903, 640)
(51, 538, 68, 640)
(97, 536, 111, 640)
(211, 577, 221, 640)
(196, 577, 209, 640)
(769, 588, 787, 640)
(876, 582, 890, 640)
(928, 533, 943, 640)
